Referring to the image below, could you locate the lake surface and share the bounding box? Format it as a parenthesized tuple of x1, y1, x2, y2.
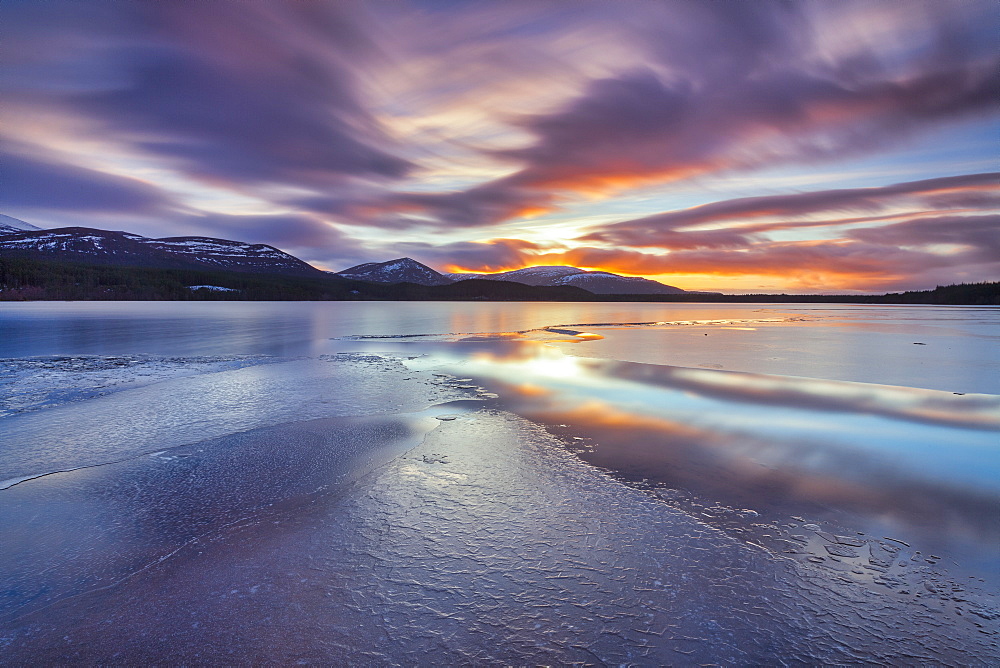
(4, 300, 999, 391)
(2, 301, 998, 664)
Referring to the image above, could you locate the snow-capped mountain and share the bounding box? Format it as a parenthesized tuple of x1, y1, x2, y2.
(1, 217, 688, 293)
(447, 266, 583, 285)
(446, 266, 686, 294)
(552, 271, 687, 294)
(0, 214, 41, 233)
(141, 236, 319, 275)
(0, 226, 323, 277)
(335, 258, 454, 285)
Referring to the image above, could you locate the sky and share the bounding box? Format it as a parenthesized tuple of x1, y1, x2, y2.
(2, 0, 998, 293)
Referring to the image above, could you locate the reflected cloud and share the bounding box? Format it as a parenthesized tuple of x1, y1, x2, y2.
(626, 363, 1000, 431)
(403, 339, 1000, 551)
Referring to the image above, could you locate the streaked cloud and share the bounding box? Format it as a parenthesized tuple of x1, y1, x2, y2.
(583, 173, 1000, 246)
(1, 145, 175, 214)
(382, 2, 999, 230)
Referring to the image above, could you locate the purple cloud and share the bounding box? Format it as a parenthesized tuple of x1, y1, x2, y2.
(1, 148, 174, 214)
(583, 173, 1000, 248)
(387, 2, 999, 228)
(4, 1, 410, 194)
(389, 238, 545, 272)
(178, 213, 347, 249)
(848, 214, 1000, 262)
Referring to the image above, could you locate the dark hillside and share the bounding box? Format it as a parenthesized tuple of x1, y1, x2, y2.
(0, 259, 594, 301)
(1, 258, 995, 304)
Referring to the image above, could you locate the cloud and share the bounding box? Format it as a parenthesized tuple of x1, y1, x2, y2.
(386, 2, 999, 228)
(380, 179, 559, 228)
(380, 238, 547, 273)
(0, 147, 174, 214)
(848, 214, 1000, 260)
(582, 172, 1000, 248)
(174, 212, 347, 249)
(498, 57, 995, 212)
(585, 227, 764, 252)
(4, 1, 411, 194)
(557, 239, 998, 291)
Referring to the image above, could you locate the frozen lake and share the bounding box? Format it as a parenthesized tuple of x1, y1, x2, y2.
(3, 300, 999, 392)
(1, 301, 998, 663)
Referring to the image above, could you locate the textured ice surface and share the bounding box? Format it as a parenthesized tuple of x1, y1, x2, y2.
(0, 355, 271, 418)
(0, 402, 478, 622)
(3, 410, 996, 664)
(0, 354, 473, 485)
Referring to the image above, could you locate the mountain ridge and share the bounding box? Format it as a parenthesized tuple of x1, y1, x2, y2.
(1, 218, 688, 294)
(0, 225, 323, 277)
(335, 257, 453, 285)
(334, 258, 689, 294)
(0, 214, 41, 233)
(445, 265, 687, 294)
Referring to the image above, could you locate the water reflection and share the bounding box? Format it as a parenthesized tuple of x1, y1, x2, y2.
(398, 340, 1000, 575)
(4, 302, 998, 393)
(546, 306, 1000, 394)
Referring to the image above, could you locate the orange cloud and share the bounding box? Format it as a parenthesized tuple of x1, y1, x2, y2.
(523, 161, 711, 199)
(510, 204, 558, 219)
(435, 223, 999, 292)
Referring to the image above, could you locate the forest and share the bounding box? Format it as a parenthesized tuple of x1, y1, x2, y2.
(1, 258, 997, 304)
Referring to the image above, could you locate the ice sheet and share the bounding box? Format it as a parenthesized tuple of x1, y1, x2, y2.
(0, 401, 479, 622)
(3, 409, 996, 664)
(6, 302, 997, 395)
(0, 355, 273, 418)
(0, 354, 474, 485)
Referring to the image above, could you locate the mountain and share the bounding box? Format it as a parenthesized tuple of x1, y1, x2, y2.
(448, 266, 581, 285)
(0, 256, 600, 302)
(0, 226, 323, 277)
(333, 260, 687, 294)
(335, 257, 453, 285)
(0, 214, 41, 233)
(0, 219, 683, 294)
(551, 271, 686, 294)
(446, 265, 686, 294)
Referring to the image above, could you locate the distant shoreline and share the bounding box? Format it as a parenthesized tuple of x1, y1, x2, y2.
(1, 257, 997, 305)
